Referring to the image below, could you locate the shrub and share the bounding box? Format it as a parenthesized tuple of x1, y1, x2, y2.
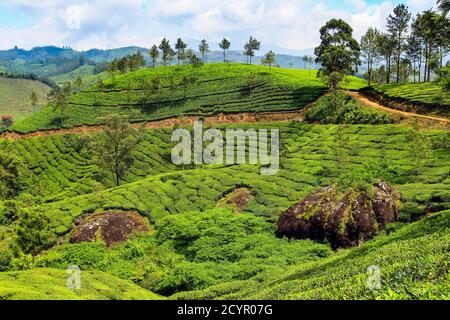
(1, 115, 13, 127)
(0, 200, 19, 225)
(306, 92, 393, 124)
(0, 253, 12, 271)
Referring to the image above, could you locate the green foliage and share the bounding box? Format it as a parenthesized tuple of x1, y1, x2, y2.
(0, 268, 162, 300)
(315, 19, 361, 93)
(0, 144, 28, 200)
(14, 209, 56, 264)
(373, 82, 450, 112)
(306, 92, 393, 124)
(408, 123, 434, 181)
(89, 114, 142, 186)
(0, 200, 19, 225)
(197, 210, 450, 300)
(261, 51, 276, 70)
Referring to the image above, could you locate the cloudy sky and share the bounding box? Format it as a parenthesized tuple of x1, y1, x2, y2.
(0, 0, 439, 53)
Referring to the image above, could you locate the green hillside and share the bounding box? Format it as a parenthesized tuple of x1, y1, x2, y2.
(49, 65, 108, 86)
(10, 64, 366, 133)
(0, 77, 51, 121)
(0, 268, 162, 300)
(368, 82, 450, 117)
(173, 210, 450, 300)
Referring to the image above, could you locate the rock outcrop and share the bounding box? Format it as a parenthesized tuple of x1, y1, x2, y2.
(275, 182, 400, 249)
(70, 211, 148, 247)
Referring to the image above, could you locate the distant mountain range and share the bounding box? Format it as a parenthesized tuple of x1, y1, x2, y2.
(0, 45, 321, 80)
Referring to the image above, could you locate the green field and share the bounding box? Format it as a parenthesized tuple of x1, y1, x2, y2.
(370, 82, 450, 117)
(9, 64, 366, 133)
(0, 77, 51, 121)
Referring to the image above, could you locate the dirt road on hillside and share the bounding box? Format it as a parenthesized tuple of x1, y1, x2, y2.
(0, 110, 306, 140)
(348, 91, 450, 129)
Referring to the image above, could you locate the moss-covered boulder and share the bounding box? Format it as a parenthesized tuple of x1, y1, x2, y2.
(275, 182, 400, 248)
(70, 211, 149, 247)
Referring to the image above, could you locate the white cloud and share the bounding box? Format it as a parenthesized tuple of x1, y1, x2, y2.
(0, 0, 438, 52)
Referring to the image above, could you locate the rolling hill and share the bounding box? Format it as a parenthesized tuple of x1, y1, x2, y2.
(8, 63, 366, 134)
(0, 77, 51, 121)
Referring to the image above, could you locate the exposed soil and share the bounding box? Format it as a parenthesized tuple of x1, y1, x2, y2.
(70, 211, 149, 247)
(219, 187, 254, 212)
(349, 91, 450, 130)
(0, 110, 306, 140)
(275, 181, 400, 249)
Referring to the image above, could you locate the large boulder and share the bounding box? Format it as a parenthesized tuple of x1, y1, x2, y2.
(71, 211, 148, 247)
(275, 182, 400, 249)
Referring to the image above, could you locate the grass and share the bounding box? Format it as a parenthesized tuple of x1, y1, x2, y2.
(173, 210, 450, 300)
(0, 268, 162, 300)
(9, 64, 365, 133)
(0, 77, 51, 121)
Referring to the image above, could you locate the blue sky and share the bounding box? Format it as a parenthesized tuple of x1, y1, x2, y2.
(0, 0, 438, 52)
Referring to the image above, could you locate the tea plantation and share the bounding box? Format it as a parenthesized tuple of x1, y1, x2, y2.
(0, 64, 449, 300)
(8, 64, 366, 133)
(369, 82, 450, 117)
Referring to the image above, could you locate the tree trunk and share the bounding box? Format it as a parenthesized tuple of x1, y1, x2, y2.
(427, 43, 432, 82)
(387, 55, 391, 84)
(396, 33, 402, 83)
(424, 43, 428, 82)
(223, 50, 226, 63)
(413, 59, 416, 83)
(368, 60, 371, 86)
(418, 54, 421, 83)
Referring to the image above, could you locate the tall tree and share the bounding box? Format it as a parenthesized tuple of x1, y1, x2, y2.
(302, 55, 308, 69)
(51, 82, 72, 126)
(244, 36, 261, 64)
(360, 27, 380, 86)
(30, 91, 38, 112)
(89, 114, 142, 187)
(261, 51, 276, 71)
(386, 4, 411, 83)
(74, 76, 83, 92)
(159, 38, 175, 66)
(175, 38, 188, 65)
(219, 38, 231, 62)
(437, 0, 450, 14)
(314, 19, 360, 106)
(416, 10, 441, 82)
(406, 31, 422, 82)
(307, 56, 314, 75)
(150, 45, 159, 68)
(198, 39, 210, 63)
(376, 33, 396, 84)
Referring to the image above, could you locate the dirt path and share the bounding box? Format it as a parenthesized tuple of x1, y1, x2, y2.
(348, 91, 450, 128)
(0, 110, 306, 140)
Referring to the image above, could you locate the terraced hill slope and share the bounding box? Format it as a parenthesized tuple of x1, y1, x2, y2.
(365, 83, 450, 118)
(4, 123, 449, 235)
(0, 268, 162, 300)
(9, 64, 366, 133)
(0, 77, 51, 121)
